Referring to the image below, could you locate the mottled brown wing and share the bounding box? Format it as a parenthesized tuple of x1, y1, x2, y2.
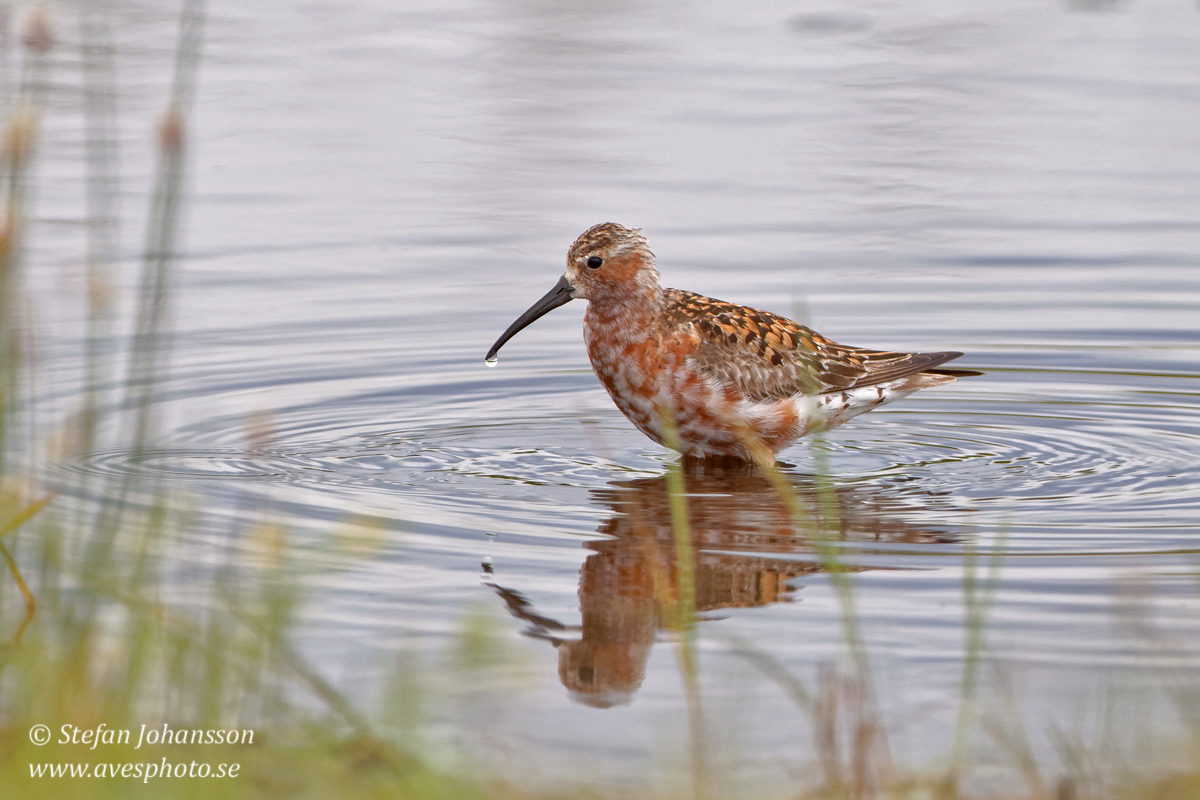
(661, 288, 963, 403)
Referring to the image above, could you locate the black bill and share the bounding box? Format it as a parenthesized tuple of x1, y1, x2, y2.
(485, 275, 575, 362)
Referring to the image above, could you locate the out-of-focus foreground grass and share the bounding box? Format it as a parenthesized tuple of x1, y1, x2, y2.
(0, 5, 515, 798)
(2, 4, 1199, 800)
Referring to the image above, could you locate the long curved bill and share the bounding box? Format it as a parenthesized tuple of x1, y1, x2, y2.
(485, 275, 575, 363)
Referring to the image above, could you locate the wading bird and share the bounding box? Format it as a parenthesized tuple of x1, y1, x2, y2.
(487, 223, 972, 461)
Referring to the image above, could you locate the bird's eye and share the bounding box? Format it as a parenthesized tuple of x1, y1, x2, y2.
(586, 256, 603, 269)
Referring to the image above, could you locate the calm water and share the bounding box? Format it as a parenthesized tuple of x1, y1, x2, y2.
(21, 0, 1200, 793)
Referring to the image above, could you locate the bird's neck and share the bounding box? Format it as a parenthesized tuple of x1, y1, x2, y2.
(583, 285, 662, 350)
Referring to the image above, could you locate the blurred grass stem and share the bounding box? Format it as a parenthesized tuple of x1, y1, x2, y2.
(660, 408, 709, 800)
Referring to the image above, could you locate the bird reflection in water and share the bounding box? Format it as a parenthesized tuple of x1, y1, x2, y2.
(484, 463, 957, 708)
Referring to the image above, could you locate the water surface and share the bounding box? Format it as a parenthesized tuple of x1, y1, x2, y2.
(22, 0, 1200, 793)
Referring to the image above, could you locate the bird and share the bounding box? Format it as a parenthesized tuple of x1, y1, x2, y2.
(486, 223, 973, 462)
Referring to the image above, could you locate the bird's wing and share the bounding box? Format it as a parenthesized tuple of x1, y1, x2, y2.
(661, 288, 962, 403)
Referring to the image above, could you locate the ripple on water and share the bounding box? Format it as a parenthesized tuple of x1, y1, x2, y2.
(65, 447, 304, 482)
(863, 378, 1199, 532)
(66, 429, 589, 492)
(59, 367, 1200, 551)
